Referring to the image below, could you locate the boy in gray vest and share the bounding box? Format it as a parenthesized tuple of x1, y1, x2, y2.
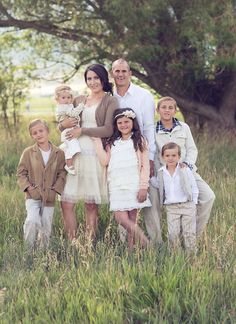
(151, 142, 199, 252)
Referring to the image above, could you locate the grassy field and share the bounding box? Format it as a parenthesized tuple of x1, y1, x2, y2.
(19, 97, 55, 116)
(0, 116, 235, 323)
(18, 96, 184, 121)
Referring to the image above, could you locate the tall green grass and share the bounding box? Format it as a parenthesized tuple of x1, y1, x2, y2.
(0, 119, 235, 323)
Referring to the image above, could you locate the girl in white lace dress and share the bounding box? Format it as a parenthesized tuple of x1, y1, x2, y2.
(93, 108, 151, 250)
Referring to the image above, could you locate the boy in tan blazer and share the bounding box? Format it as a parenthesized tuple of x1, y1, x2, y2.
(17, 119, 66, 249)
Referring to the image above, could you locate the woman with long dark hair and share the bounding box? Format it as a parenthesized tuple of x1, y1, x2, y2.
(58, 64, 118, 240)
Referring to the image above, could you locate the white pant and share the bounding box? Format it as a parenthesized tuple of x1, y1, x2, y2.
(61, 129, 81, 159)
(166, 201, 196, 251)
(24, 199, 54, 248)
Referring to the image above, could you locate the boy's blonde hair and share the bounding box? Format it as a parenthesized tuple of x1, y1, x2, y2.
(157, 96, 177, 110)
(55, 85, 73, 100)
(161, 142, 181, 157)
(28, 119, 49, 134)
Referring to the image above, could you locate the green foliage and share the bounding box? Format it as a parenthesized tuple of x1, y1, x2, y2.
(0, 0, 236, 125)
(1, 0, 235, 82)
(0, 118, 236, 322)
(0, 32, 36, 118)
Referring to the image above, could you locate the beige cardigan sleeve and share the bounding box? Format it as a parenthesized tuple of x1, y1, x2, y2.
(81, 95, 118, 138)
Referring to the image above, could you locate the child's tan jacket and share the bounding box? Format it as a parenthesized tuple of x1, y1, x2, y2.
(17, 143, 66, 206)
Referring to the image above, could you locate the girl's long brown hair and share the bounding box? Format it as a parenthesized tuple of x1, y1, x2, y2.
(107, 108, 147, 152)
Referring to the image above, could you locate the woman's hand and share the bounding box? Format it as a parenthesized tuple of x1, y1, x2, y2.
(137, 189, 148, 203)
(61, 117, 78, 129)
(66, 127, 82, 140)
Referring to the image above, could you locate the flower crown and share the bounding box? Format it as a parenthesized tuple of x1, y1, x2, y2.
(115, 110, 136, 119)
(56, 89, 73, 96)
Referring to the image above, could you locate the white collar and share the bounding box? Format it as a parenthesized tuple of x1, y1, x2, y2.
(114, 82, 134, 97)
(159, 162, 180, 172)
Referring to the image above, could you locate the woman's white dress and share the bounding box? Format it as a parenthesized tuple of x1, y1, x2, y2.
(60, 104, 108, 204)
(108, 138, 151, 211)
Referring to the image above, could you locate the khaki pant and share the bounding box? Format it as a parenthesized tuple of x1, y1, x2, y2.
(142, 184, 163, 243)
(194, 172, 215, 236)
(166, 201, 196, 251)
(24, 199, 54, 248)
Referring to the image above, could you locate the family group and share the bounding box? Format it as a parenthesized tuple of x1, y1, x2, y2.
(17, 59, 215, 252)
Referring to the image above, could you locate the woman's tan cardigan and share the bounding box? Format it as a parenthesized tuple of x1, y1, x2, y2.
(74, 94, 118, 138)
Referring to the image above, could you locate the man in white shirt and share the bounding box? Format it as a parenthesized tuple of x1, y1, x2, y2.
(111, 58, 162, 243)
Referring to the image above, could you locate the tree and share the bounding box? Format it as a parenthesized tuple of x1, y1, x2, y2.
(0, 31, 34, 130)
(0, 0, 236, 128)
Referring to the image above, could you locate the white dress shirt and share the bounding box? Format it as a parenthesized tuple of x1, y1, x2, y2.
(114, 83, 156, 160)
(150, 164, 199, 204)
(162, 165, 198, 204)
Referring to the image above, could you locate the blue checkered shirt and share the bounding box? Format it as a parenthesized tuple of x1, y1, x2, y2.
(156, 118, 181, 133)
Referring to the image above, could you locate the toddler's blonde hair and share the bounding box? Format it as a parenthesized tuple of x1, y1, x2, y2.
(55, 85, 73, 100)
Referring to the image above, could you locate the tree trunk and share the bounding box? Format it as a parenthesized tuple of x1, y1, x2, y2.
(219, 71, 236, 128)
(1, 99, 11, 134)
